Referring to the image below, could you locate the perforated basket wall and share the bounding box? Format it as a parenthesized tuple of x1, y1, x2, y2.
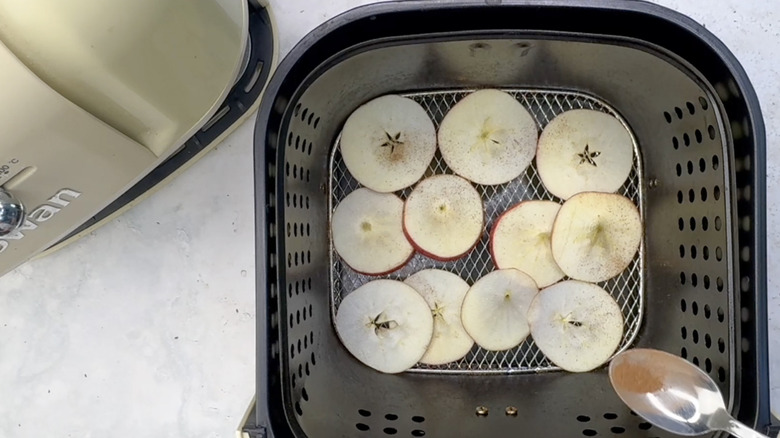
(254, 2, 768, 437)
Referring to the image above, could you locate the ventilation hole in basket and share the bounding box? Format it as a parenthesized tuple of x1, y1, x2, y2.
(385, 414, 398, 421)
(577, 415, 591, 423)
(285, 162, 290, 177)
(289, 314, 294, 328)
(741, 247, 751, 263)
(691, 273, 698, 287)
(681, 347, 688, 358)
(676, 164, 683, 177)
(718, 337, 726, 353)
(295, 401, 303, 416)
(412, 430, 426, 437)
(674, 107, 683, 119)
(311, 351, 316, 365)
(718, 367, 726, 382)
(681, 327, 687, 339)
(638, 422, 653, 430)
(698, 96, 709, 110)
(356, 423, 370, 431)
(412, 416, 426, 423)
(297, 337, 301, 352)
(705, 358, 713, 373)
(703, 275, 711, 290)
(680, 273, 686, 285)
(692, 356, 699, 366)
(301, 108, 308, 122)
(313, 117, 320, 129)
(712, 155, 720, 171)
(664, 112, 672, 123)
(742, 338, 751, 353)
(715, 246, 723, 261)
(717, 277, 724, 291)
(741, 307, 750, 322)
(672, 136, 679, 149)
(705, 333, 712, 348)
(356, 410, 370, 419)
(290, 345, 295, 359)
(295, 135, 301, 150)
(303, 336, 308, 349)
(677, 191, 683, 203)
(714, 186, 721, 201)
(308, 278, 312, 289)
(691, 301, 699, 315)
(287, 132, 293, 146)
(708, 125, 716, 140)
(686, 101, 696, 115)
(678, 218, 684, 230)
(309, 304, 313, 317)
(383, 427, 398, 435)
(611, 426, 626, 434)
(301, 140, 307, 155)
(298, 364, 303, 378)
(679, 245, 685, 258)
(695, 129, 703, 144)
(688, 189, 695, 202)
(288, 284, 293, 298)
(690, 246, 697, 260)
(717, 308, 725, 323)
(582, 430, 597, 437)
(692, 330, 700, 344)
(699, 158, 706, 172)
(603, 413, 618, 420)
(702, 246, 710, 261)
(680, 299, 687, 312)
(293, 103, 301, 117)
(689, 217, 696, 230)
(307, 112, 314, 126)
(687, 160, 693, 174)
(701, 188, 708, 202)
(305, 362, 310, 376)
(684, 134, 691, 148)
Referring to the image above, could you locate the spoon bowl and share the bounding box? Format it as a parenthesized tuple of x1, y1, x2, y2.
(609, 348, 767, 438)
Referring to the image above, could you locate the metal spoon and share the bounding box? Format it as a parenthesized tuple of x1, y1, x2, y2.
(609, 348, 767, 438)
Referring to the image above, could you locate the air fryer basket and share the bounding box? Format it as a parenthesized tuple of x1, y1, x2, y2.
(253, 1, 768, 437)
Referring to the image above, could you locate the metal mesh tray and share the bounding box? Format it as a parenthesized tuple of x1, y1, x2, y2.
(328, 89, 645, 374)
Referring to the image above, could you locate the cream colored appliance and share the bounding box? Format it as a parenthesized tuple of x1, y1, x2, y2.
(0, 0, 276, 277)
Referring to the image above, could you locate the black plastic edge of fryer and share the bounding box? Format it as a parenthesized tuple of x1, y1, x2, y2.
(49, 3, 276, 247)
(253, 1, 769, 436)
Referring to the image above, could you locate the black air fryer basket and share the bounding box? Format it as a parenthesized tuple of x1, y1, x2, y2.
(252, 1, 769, 436)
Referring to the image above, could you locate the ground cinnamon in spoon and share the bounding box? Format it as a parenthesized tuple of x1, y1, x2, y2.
(612, 359, 664, 393)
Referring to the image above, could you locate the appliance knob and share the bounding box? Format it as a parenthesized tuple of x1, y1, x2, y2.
(0, 188, 25, 236)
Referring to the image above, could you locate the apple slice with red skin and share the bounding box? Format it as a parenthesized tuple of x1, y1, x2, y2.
(490, 200, 565, 288)
(403, 174, 484, 261)
(332, 188, 414, 275)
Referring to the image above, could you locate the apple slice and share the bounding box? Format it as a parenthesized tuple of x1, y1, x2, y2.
(332, 188, 413, 275)
(460, 269, 539, 351)
(536, 109, 634, 200)
(438, 89, 538, 185)
(340, 95, 437, 193)
(335, 279, 434, 373)
(403, 175, 484, 261)
(490, 200, 565, 288)
(404, 269, 474, 365)
(551, 192, 641, 282)
(527, 280, 624, 372)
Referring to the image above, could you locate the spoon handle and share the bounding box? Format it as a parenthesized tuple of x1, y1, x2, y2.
(723, 417, 769, 438)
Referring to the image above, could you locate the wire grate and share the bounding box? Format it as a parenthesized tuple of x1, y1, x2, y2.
(327, 89, 645, 374)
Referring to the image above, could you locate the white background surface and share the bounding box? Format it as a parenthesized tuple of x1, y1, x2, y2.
(0, 0, 777, 437)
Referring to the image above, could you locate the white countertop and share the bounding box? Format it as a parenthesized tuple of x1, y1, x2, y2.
(0, 1, 777, 436)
